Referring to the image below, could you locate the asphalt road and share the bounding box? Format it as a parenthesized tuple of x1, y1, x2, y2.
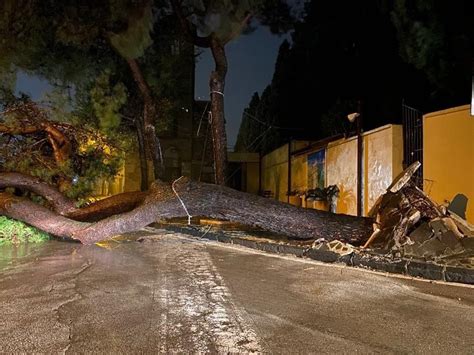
(0, 230, 473, 353)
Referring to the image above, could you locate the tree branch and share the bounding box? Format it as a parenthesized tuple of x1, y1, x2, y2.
(223, 13, 253, 45)
(0, 172, 147, 220)
(0, 172, 76, 214)
(170, 0, 211, 48)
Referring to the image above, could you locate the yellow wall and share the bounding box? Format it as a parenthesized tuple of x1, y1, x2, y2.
(363, 125, 404, 215)
(122, 151, 142, 192)
(327, 125, 403, 215)
(326, 138, 358, 215)
(423, 105, 474, 223)
(92, 161, 126, 197)
(261, 141, 314, 202)
(288, 154, 306, 207)
(246, 162, 260, 194)
(392, 125, 404, 178)
(228, 152, 260, 194)
(262, 143, 289, 202)
(275, 125, 403, 215)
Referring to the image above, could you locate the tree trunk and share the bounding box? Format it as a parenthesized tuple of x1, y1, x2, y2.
(0, 172, 76, 215)
(127, 58, 162, 180)
(209, 35, 228, 185)
(135, 116, 149, 190)
(0, 173, 373, 246)
(0, 172, 147, 220)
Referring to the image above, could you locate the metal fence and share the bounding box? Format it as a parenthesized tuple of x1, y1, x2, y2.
(402, 102, 423, 188)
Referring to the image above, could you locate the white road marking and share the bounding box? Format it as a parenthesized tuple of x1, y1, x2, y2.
(147, 235, 262, 353)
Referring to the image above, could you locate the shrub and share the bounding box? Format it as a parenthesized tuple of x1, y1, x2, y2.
(0, 216, 50, 245)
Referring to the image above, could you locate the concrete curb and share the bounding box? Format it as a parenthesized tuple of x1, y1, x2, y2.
(163, 225, 474, 285)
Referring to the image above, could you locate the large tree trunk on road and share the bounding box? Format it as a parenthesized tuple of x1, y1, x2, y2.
(0, 173, 372, 246)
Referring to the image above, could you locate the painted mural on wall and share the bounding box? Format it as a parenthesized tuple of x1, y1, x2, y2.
(308, 149, 325, 189)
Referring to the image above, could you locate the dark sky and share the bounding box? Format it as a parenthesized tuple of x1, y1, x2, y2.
(15, 26, 287, 148)
(194, 27, 288, 147)
(15, 71, 51, 101)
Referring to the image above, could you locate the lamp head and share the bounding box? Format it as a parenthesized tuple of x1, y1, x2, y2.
(347, 112, 360, 123)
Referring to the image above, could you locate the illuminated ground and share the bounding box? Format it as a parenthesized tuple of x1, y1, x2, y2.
(0, 231, 473, 353)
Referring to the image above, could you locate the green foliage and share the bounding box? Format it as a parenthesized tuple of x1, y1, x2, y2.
(0, 1, 102, 86)
(184, 0, 293, 41)
(0, 216, 50, 245)
(0, 99, 127, 200)
(109, 2, 154, 60)
(67, 141, 125, 200)
(0, 0, 197, 195)
(90, 70, 127, 130)
(391, 0, 471, 94)
(391, 0, 445, 85)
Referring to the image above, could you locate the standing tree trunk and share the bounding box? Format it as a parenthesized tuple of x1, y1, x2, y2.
(209, 35, 228, 185)
(127, 58, 162, 181)
(135, 116, 149, 190)
(170, 0, 231, 186)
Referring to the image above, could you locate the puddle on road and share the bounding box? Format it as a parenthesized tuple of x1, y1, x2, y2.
(0, 229, 171, 272)
(0, 242, 51, 270)
(0, 220, 307, 273)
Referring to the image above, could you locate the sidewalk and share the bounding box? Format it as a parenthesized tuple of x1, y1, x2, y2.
(157, 222, 474, 285)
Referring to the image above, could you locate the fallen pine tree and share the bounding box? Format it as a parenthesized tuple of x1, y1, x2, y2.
(0, 172, 373, 245)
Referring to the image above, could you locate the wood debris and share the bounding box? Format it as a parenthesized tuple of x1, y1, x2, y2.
(365, 162, 473, 259)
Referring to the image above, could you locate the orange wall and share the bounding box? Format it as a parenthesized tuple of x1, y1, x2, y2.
(423, 105, 474, 223)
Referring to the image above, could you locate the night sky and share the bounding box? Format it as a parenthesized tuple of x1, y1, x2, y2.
(16, 26, 287, 148)
(15, 71, 51, 101)
(194, 27, 288, 147)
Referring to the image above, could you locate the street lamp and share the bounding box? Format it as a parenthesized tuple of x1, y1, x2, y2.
(347, 109, 363, 217)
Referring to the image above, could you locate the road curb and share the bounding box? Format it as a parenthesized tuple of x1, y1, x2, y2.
(162, 225, 474, 285)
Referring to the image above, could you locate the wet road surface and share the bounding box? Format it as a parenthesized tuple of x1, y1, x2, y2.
(0, 230, 473, 353)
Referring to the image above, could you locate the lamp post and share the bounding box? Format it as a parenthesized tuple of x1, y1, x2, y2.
(347, 107, 363, 217)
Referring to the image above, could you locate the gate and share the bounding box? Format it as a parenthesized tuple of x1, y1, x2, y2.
(402, 102, 423, 188)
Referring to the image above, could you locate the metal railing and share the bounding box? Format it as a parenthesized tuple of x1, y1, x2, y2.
(402, 102, 424, 188)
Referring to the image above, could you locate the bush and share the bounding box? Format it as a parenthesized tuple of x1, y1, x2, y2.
(0, 216, 50, 245)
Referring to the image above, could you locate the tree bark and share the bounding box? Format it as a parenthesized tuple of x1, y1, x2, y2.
(0, 172, 76, 215)
(0, 173, 373, 246)
(127, 58, 162, 180)
(66, 191, 147, 222)
(0, 172, 147, 220)
(209, 35, 228, 185)
(135, 115, 149, 190)
(171, 1, 229, 185)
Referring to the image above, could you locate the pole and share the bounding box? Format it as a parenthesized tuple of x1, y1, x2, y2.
(258, 151, 262, 195)
(356, 102, 363, 217)
(287, 139, 292, 203)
